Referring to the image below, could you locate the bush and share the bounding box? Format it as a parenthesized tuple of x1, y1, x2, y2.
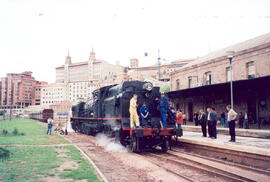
(12, 128, 19, 136)
(1, 129, 8, 136)
(20, 132, 25, 136)
(0, 147, 10, 161)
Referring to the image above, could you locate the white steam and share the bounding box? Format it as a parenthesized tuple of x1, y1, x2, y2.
(95, 133, 128, 152)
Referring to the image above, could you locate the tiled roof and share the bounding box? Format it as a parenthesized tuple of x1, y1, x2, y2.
(180, 32, 270, 69)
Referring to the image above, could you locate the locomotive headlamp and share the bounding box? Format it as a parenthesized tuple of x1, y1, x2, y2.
(143, 82, 153, 91)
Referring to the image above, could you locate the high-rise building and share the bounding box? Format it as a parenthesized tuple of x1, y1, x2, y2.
(34, 81, 48, 105)
(0, 72, 47, 107)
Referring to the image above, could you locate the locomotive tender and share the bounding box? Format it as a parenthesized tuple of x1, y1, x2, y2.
(71, 81, 182, 152)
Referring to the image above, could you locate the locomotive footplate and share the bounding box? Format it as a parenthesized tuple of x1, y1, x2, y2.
(123, 128, 177, 137)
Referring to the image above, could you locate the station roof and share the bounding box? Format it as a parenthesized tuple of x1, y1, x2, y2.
(168, 76, 270, 98)
(178, 32, 270, 71)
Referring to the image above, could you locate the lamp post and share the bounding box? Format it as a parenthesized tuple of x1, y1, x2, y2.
(227, 51, 235, 109)
(157, 49, 161, 81)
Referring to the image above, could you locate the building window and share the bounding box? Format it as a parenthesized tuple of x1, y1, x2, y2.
(176, 79, 180, 90)
(226, 67, 231, 82)
(246, 61, 255, 79)
(188, 76, 192, 88)
(205, 72, 212, 85)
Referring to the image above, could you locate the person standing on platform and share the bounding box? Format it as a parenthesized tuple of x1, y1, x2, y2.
(220, 112, 226, 127)
(207, 107, 217, 139)
(183, 113, 187, 125)
(129, 94, 140, 128)
(199, 109, 207, 137)
(244, 111, 249, 129)
(159, 93, 169, 128)
(226, 105, 238, 142)
(193, 112, 199, 126)
(212, 107, 217, 138)
(176, 110, 183, 129)
(239, 112, 244, 128)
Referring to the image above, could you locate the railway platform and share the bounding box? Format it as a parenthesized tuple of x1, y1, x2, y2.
(179, 131, 270, 155)
(182, 125, 270, 138)
(177, 131, 270, 172)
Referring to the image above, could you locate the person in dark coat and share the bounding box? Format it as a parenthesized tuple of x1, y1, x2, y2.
(167, 103, 177, 126)
(207, 107, 217, 139)
(238, 112, 244, 128)
(244, 111, 249, 129)
(198, 109, 207, 137)
(212, 107, 218, 138)
(194, 112, 199, 126)
(159, 93, 169, 128)
(220, 112, 226, 127)
(139, 103, 151, 127)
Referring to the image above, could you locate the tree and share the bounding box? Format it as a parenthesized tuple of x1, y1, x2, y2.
(161, 85, 170, 93)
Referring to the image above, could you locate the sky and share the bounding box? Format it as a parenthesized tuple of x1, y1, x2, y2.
(0, 0, 270, 83)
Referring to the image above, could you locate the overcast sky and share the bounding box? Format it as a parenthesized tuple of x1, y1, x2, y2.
(0, 0, 270, 83)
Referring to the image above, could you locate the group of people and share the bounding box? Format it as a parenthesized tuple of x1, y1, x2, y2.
(129, 93, 185, 129)
(197, 105, 238, 142)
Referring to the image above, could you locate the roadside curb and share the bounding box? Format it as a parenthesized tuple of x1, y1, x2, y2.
(64, 136, 109, 182)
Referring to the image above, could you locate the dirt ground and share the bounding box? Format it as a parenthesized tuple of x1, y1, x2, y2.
(65, 133, 185, 182)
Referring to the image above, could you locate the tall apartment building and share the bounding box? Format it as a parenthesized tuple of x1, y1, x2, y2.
(34, 81, 48, 105)
(0, 72, 47, 107)
(40, 83, 66, 106)
(67, 80, 101, 102)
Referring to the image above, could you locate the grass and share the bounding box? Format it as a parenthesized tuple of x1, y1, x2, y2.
(0, 146, 101, 182)
(59, 146, 100, 182)
(0, 118, 67, 144)
(0, 118, 101, 182)
(0, 146, 59, 182)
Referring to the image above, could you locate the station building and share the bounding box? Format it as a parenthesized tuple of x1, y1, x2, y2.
(128, 58, 193, 82)
(169, 32, 270, 125)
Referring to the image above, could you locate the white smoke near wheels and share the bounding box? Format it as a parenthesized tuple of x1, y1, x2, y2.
(95, 133, 128, 152)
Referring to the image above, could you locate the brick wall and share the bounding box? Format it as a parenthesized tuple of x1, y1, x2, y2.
(171, 44, 270, 91)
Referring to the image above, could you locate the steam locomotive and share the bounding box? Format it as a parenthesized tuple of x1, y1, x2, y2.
(70, 81, 182, 152)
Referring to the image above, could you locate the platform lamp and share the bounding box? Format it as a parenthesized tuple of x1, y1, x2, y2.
(226, 51, 235, 109)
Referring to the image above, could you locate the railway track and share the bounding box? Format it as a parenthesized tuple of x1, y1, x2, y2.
(141, 149, 270, 182)
(173, 148, 270, 177)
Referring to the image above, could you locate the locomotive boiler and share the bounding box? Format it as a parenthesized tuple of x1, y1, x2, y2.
(70, 81, 182, 152)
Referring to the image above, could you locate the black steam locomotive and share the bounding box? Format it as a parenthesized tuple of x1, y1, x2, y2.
(71, 81, 182, 152)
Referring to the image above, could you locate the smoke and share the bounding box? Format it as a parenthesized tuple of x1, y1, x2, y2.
(95, 133, 128, 152)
